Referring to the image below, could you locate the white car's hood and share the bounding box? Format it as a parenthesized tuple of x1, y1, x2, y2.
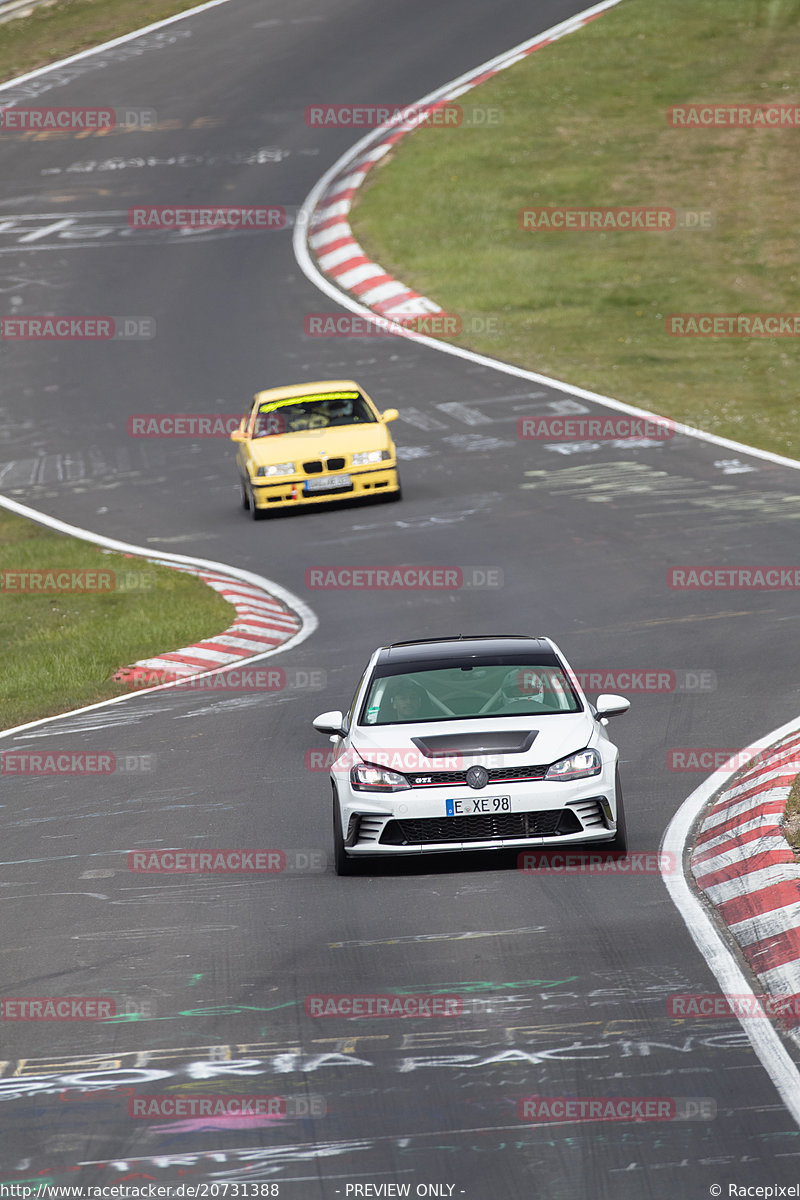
(351, 714, 593, 770)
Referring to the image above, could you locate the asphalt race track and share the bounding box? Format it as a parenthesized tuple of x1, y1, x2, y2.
(1, 0, 800, 1194)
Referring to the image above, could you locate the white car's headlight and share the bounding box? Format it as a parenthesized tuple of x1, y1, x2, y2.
(351, 762, 409, 792)
(256, 462, 295, 477)
(352, 450, 390, 466)
(545, 748, 601, 781)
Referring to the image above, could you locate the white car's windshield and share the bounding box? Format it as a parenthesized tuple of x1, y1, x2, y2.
(361, 664, 581, 725)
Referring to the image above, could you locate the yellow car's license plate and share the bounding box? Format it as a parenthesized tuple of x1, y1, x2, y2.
(304, 474, 352, 493)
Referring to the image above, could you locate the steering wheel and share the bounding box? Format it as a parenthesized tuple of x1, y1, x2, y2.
(305, 414, 327, 429)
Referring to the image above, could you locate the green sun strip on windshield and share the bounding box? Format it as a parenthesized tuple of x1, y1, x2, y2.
(258, 390, 359, 414)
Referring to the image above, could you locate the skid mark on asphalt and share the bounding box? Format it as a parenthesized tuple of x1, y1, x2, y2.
(0, 29, 193, 107)
(0, 211, 281, 252)
(5, 704, 176, 740)
(521, 461, 800, 525)
(41, 146, 293, 175)
(329, 928, 547, 949)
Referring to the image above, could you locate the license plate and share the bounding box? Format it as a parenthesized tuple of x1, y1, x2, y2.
(304, 474, 352, 493)
(446, 796, 511, 816)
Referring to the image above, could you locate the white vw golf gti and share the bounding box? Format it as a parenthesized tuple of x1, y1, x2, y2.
(312, 635, 630, 874)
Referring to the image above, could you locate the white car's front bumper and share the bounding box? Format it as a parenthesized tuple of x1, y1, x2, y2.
(334, 763, 620, 857)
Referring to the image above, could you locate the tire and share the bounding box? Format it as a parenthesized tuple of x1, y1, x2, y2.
(249, 484, 266, 520)
(333, 795, 357, 875)
(240, 478, 250, 510)
(607, 769, 628, 852)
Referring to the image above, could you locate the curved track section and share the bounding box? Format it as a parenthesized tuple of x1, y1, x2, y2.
(1, 1, 800, 1194)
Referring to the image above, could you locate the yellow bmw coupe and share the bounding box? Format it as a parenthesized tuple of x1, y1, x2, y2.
(230, 380, 401, 518)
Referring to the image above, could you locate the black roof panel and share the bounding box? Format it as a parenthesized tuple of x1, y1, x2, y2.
(378, 636, 558, 667)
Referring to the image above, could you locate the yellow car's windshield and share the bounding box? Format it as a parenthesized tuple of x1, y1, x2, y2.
(253, 391, 377, 437)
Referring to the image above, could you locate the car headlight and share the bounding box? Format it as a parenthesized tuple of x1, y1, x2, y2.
(545, 748, 602, 781)
(351, 762, 410, 792)
(352, 450, 390, 466)
(256, 462, 295, 477)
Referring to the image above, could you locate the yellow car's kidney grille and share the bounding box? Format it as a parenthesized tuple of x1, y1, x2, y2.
(303, 457, 346, 474)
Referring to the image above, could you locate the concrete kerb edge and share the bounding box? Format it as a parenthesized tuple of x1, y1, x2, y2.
(661, 715, 800, 1127)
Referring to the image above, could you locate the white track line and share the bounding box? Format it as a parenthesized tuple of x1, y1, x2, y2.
(0, 0, 233, 101)
(0, 494, 317, 740)
(292, 2, 800, 474)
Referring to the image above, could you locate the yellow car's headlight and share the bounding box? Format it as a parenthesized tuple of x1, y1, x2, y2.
(256, 462, 295, 477)
(352, 450, 390, 466)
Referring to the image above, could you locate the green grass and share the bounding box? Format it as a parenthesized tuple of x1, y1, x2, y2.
(0, 0, 242, 729)
(351, 0, 800, 459)
(783, 773, 800, 854)
(0, 508, 235, 729)
(0, 0, 204, 83)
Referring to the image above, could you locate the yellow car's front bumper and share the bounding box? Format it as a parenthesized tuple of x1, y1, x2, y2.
(250, 464, 400, 510)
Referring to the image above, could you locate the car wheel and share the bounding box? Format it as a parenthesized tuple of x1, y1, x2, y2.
(333, 794, 357, 876)
(607, 769, 627, 852)
(240, 478, 250, 510)
(249, 484, 266, 520)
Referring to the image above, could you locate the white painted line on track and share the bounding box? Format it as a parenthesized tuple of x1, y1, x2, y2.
(0, 493, 317, 741)
(0, 0, 233, 101)
(292, 0, 800, 474)
(661, 717, 800, 1129)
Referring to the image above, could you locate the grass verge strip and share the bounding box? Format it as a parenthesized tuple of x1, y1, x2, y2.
(350, 0, 800, 460)
(0, 0, 210, 84)
(0, 506, 235, 729)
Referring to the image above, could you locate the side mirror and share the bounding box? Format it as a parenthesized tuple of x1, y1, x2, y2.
(313, 710, 347, 736)
(381, 408, 399, 423)
(595, 694, 630, 718)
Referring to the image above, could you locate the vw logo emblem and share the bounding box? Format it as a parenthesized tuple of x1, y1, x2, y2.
(466, 765, 488, 790)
